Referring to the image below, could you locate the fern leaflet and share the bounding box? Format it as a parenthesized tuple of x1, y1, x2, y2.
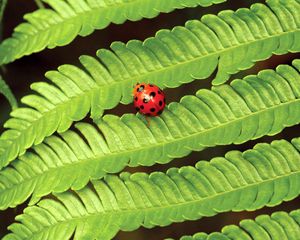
(1, 61, 300, 210)
(171, 209, 300, 240)
(4, 137, 300, 240)
(0, 0, 225, 65)
(0, 0, 299, 168)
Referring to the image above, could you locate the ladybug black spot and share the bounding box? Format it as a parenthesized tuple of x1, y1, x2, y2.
(135, 97, 138, 101)
(136, 107, 140, 111)
(159, 101, 163, 106)
(150, 92, 156, 98)
(140, 105, 144, 109)
(150, 108, 156, 112)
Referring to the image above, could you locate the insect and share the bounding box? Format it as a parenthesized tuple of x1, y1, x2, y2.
(133, 83, 166, 117)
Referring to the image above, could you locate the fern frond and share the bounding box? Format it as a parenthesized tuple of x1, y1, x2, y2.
(0, 75, 18, 110)
(4, 137, 300, 240)
(170, 209, 300, 240)
(1, 0, 299, 168)
(1, 61, 300, 210)
(0, 0, 226, 65)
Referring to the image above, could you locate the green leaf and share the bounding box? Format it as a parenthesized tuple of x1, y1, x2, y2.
(4, 136, 300, 240)
(0, 0, 300, 168)
(1, 60, 300, 210)
(0, 75, 18, 110)
(0, 0, 226, 65)
(172, 209, 300, 240)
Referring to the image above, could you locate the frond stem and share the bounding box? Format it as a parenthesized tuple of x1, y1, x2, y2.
(34, 0, 45, 9)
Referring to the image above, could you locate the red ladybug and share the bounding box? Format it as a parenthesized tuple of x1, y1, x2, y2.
(133, 83, 166, 116)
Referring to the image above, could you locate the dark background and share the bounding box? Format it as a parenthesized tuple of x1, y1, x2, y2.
(1, 0, 300, 239)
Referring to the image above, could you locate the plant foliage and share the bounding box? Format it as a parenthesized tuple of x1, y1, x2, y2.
(0, 76, 18, 110)
(0, 0, 299, 169)
(4, 137, 300, 239)
(1, 0, 300, 239)
(0, 0, 226, 65)
(1, 60, 300, 210)
(170, 209, 300, 240)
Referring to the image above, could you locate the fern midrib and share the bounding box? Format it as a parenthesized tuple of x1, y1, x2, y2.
(23, 169, 300, 238)
(2, 27, 299, 165)
(1, 99, 299, 199)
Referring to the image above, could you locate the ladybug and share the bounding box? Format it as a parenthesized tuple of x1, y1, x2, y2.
(133, 83, 166, 116)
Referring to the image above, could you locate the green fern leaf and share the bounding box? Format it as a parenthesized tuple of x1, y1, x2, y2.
(1, 60, 300, 210)
(0, 0, 226, 65)
(170, 209, 300, 240)
(0, 0, 299, 168)
(0, 75, 18, 110)
(4, 137, 300, 240)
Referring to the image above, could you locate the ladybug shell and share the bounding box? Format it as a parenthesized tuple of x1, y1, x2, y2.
(133, 83, 166, 116)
